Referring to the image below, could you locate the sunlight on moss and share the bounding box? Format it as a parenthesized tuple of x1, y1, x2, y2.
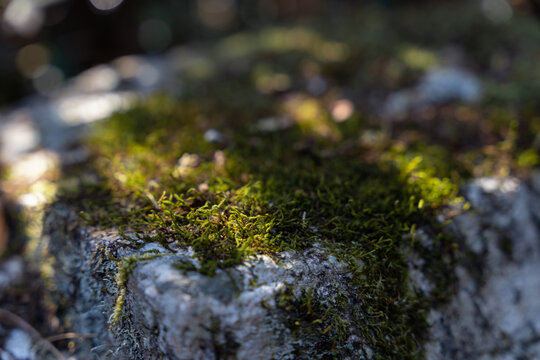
(381, 143, 463, 207)
(517, 149, 540, 168)
(216, 26, 350, 64)
(50, 5, 540, 355)
(54, 88, 470, 357)
(283, 95, 340, 140)
(399, 45, 439, 71)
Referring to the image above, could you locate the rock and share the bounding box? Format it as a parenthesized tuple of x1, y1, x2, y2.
(34, 171, 540, 359)
(0, 112, 39, 163)
(2, 329, 35, 360)
(0, 257, 24, 292)
(71, 65, 120, 94)
(306, 76, 328, 96)
(255, 116, 292, 132)
(44, 205, 371, 359)
(204, 129, 225, 143)
(424, 174, 540, 359)
(124, 244, 356, 359)
(0, 48, 181, 169)
(381, 67, 481, 120)
(420, 68, 481, 105)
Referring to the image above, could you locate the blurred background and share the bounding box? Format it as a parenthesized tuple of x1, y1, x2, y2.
(0, 0, 538, 105)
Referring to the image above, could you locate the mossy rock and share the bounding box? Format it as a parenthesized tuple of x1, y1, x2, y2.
(6, 2, 540, 358)
(45, 88, 464, 359)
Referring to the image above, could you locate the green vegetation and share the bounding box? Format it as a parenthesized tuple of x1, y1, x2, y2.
(53, 3, 540, 358)
(277, 286, 351, 357)
(111, 250, 165, 326)
(58, 92, 461, 357)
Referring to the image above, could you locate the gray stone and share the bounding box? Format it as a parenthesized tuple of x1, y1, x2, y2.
(381, 67, 481, 120)
(43, 206, 370, 359)
(0, 256, 24, 292)
(2, 329, 34, 360)
(424, 175, 540, 359)
(30, 174, 540, 359)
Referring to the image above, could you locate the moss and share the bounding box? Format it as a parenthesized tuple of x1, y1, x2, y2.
(48, 3, 540, 358)
(110, 250, 165, 327)
(172, 258, 197, 273)
(277, 286, 352, 358)
(55, 91, 463, 357)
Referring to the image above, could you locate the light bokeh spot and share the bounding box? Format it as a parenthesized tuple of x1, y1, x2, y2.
(481, 0, 513, 23)
(197, 0, 236, 29)
(89, 0, 124, 11)
(3, 0, 44, 37)
(15, 43, 50, 78)
(331, 100, 354, 123)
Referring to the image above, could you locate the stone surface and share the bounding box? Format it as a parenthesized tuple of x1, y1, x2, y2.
(0, 257, 24, 292)
(43, 205, 370, 359)
(1, 329, 35, 360)
(40, 174, 540, 359)
(381, 67, 481, 120)
(422, 175, 540, 359)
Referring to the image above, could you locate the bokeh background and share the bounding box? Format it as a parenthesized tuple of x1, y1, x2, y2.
(0, 0, 538, 105)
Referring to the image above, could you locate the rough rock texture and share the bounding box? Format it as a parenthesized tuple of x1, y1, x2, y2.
(44, 205, 370, 359)
(424, 175, 540, 359)
(127, 245, 372, 360)
(39, 173, 540, 359)
(44, 206, 119, 359)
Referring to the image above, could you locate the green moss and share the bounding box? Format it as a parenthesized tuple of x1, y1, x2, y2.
(278, 286, 350, 358)
(50, 4, 540, 357)
(56, 91, 464, 357)
(110, 250, 165, 327)
(517, 149, 540, 168)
